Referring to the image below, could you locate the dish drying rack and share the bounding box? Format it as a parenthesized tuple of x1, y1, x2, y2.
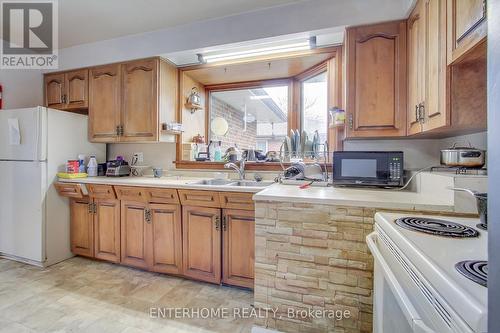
(277, 141, 330, 185)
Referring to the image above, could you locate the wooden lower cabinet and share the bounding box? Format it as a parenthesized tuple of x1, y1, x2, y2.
(120, 200, 183, 273)
(120, 200, 149, 269)
(222, 209, 255, 288)
(70, 198, 94, 258)
(148, 203, 182, 274)
(93, 198, 121, 263)
(66, 185, 254, 288)
(182, 206, 221, 284)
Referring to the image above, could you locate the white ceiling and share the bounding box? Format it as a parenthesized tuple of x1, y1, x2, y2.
(58, 0, 302, 48)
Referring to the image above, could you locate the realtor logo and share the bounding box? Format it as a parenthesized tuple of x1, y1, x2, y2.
(1, 0, 58, 69)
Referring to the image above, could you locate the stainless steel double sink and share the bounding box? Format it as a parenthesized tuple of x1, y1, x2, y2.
(193, 179, 274, 187)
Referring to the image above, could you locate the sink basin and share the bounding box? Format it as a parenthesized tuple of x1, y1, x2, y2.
(193, 179, 236, 185)
(192, 179, 274, 187)
(230, 180, 274, 187)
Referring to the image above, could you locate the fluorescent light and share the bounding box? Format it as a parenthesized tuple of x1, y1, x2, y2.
(200, 39, 313, 64)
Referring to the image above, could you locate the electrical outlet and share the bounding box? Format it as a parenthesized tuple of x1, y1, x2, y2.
(133, 152, 144, 163)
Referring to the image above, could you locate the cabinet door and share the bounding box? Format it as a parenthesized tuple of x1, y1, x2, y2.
(182, 206, 221, 284)
(222, 209, 254, 289)
(121, 200, 149, 269)
(346, 21, 407, 138)
(148, 204, 182, 274)
(89, 64, 121, 142)
(44, 73, 65, 109)
(423, 0, 449, 131)
(121, 58, 158, 141)
(70, 198, 94, 257)
(447, 0, 487, 64)
(65, 69, 88, 109)
(407, 1, 425, 135)
(93, 198, 121, 262)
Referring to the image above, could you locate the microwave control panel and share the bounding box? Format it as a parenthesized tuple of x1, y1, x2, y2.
(389, 156, 402, 180)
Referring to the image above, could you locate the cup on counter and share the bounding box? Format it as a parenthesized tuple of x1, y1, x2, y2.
(153, 168, 163, 178)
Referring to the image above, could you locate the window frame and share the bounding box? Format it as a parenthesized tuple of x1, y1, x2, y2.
(204, 78, 293, 148)
(296, 63, 329, 145)
(175, 46, 343, 170)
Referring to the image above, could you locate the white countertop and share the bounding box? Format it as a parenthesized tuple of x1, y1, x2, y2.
(58, 176, 265, 193)
(58, 175, 461, 212)
(253, 183, 456, 212)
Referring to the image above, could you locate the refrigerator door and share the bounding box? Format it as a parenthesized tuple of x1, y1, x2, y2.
(0, 107, 47, 161)
(0, 160, 46, 263)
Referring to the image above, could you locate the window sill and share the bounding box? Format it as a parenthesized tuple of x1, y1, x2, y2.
(174, 160, 332, 171)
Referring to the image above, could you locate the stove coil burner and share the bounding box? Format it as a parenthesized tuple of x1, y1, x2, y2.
(395, 217, 479, 238)
(476, 223, 487, 231)
(455, 260, 487, 287)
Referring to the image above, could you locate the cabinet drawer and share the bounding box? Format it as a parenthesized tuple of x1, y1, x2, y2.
(178, 190, 220, 208)
(219, 192, 254, 210)
(87, 184, 116, 199)
(55, 182, 86, 198)
(114, 186, 148, 202)
(146, 188, 180, 204)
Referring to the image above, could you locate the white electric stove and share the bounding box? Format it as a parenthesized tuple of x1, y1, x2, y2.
(367, 212, 487, 333)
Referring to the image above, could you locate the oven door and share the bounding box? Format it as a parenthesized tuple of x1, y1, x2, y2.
(367, 231, 474, 333)
(367, 232, 436, 333)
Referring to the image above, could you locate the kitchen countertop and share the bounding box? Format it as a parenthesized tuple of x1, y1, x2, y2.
(58, 176, 266, 193)
(59, 176, 461, 212)
(253, 183, 456, 212)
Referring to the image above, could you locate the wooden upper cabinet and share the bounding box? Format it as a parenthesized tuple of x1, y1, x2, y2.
(121, 58, 158, 141)
(447, 0, 487, 64)
(44, 70, 89, 111)
(408, 0, 449, 135)
(222, 209, 255, 289)
(121, 200, 149, 269)
(346, 21, 407, 138)
(89, 64, 121, 142)
(148, 203, 182, 275)
(422, 0, 449, 132)
(65, 69, 89, 109)
(70, 198, 94, 258)
(93, 198, 121, 263)
(407, 1, 425, 135)
(44, 73, 65, 109)
(182, 206, 221, 284)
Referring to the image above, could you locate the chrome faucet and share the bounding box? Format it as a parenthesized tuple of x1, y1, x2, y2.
(224, 159, 246, 180)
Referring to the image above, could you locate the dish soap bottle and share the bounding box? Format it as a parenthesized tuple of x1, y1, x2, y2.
(214, 141, 222, 161)
(87, 155, 98, 177)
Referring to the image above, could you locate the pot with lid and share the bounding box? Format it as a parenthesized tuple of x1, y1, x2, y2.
(440, 142, 485, 167)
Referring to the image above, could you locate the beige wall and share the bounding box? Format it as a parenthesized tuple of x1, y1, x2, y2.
(181, 72, 206, 143)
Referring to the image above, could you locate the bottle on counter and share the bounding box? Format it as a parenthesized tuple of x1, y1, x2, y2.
(78, 154, 86, 173)
(214, 141, 222, 161)
(87, 155, 98, 177)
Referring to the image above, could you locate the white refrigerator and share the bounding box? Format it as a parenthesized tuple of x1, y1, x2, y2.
(0, 107, 106, 267)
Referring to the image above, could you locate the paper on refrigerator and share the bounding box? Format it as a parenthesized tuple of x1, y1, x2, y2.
(8, 118, 21, 145)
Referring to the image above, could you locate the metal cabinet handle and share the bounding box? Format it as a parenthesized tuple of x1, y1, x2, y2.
(415, 104, 419, 122)
(222, 216, 227, 231)
(145, 209, 152, 223)
(62, 94, 67, 104)
(348, 114, 353, 129)
(214, 216, 220, 231)
(418, 102, 425, 122)
(88, 202, 93, 213)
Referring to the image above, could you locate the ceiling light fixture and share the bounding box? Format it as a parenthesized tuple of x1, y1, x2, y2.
(198, 37, 316, 64)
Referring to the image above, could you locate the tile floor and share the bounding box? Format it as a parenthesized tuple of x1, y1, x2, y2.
(0, 257, 255, 333)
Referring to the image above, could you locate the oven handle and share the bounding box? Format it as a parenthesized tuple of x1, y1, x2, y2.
(366, 232, 436, 333)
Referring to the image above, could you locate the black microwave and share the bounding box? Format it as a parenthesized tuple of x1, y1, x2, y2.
(332, 151, 404, 187)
